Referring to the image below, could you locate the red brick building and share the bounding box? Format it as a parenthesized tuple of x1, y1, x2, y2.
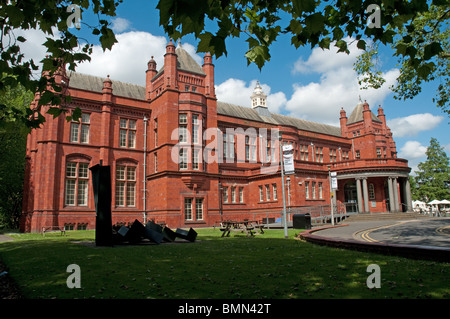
(20, 41, 412, 232)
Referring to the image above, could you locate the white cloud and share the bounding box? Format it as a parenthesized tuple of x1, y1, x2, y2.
(215, 78, 287, 114)
(111, 17, 132, 33)
(292, 39, 361, 75)
(387, 113, 444, 138)
(399, 141, 427, 159)
(399, 140, 428, 174)
(75, 32, 204, 85)
(11, 27, 62, 78)
(287, 38, 399, 124)
(76, 31, 167, 85)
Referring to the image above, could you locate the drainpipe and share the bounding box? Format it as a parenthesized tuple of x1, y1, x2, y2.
(143, 116, 148, 224)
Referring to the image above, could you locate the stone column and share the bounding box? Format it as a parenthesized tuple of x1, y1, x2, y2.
(356, 178, 364, 214)
(362, 178, 370, 213)
(388, 177, 395, 213)
(405, 178, 412, 212)
(393, 177, 399, 212)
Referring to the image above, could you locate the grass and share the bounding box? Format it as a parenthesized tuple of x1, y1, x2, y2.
(0, 228, 449, 299)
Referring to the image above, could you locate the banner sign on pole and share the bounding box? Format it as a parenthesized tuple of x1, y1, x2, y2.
(331, 171, 338, 189)
(282, 144, 295, 175)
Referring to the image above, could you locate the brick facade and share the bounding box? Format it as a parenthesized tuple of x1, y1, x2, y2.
(20, 41, 411, 232)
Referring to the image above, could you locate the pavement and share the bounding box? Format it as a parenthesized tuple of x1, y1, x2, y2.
(299, 216, 450, 262)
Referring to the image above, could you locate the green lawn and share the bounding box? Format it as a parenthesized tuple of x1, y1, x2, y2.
(0, 228, 449, 299)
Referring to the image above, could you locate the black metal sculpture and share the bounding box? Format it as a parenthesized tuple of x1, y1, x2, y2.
(90, 164, 113, 246)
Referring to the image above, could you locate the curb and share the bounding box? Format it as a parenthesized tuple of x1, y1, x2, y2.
(299, 225, 450, 263)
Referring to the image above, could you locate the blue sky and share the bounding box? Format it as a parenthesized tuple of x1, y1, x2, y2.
(20, 1, 449, 173)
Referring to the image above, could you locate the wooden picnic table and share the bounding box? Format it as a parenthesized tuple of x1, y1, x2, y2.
(219, 220, 264, 237)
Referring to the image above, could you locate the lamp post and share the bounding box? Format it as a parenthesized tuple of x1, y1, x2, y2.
(279, 134, 288, 238)
(327, 165, 335, 226)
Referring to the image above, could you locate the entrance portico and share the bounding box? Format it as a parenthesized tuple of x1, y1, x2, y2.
(337, 171, 412, 214)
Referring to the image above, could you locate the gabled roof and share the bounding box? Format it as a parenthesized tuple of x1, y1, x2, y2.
(217, 101, 342, 137)
(67, 72, 342, 137)
(175, 47, 205, 75)
(155, 46, 206, 78)
(68, 71, 145, 100)
(347, 102, 382, 124)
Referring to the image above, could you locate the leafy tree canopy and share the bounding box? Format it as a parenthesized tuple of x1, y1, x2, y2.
(0, 0, 121, 128)
(157, 0, 449, 113)
(1, 0, 449, 129)
(355, 4, 450, 115)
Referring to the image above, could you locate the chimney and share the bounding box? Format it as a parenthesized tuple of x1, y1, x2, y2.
(339, 107, 347, 137)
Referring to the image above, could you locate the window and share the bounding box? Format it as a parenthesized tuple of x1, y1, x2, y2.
(185, 198, 193, 220)
(312, 182, 316, 199)
(116, 165, 136, 207)
(369, 183, 375, 200)
(179, 114, 188, 143)
(300, 145, 308, 161)
(192, 114, 200, 144)
(179, 148, 188, 170)
(154, 118, 158, 146)
(154, 153, 157, 172)
(65, 162, 89, 206)
(250, 136, 257, 162)
(377, 148, 382, 159)
(119, 118, 136, 148)
(223, 186, 228, 203)
(193, 149, 200, 170)
(315, 147, 323, 163)
(195, 198, 203, 220)
(330, 149, 337, 162)
(273, 184, 278, 200)
(70, 113, 90, 144)
(318, 182, 323, 199)
(239, 187, 244, 203)
(184, 198, 204, 221)
(222, 131, 236, 161)
(342, 150, 349, 161)
(305, 181, 310, 199)
(231, 186, 236, 203)
(245, 136, 250, 161)
(356, 150, 360, 159)
(179, 114, 187, 124)
(259, 185, 263, 202)
(265, 184, 270, 201)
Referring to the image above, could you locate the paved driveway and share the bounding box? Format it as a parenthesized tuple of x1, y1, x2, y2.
(314, 217, 450, 249)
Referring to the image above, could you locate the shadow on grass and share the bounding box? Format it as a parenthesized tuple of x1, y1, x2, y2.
(0, 229, 449, 299)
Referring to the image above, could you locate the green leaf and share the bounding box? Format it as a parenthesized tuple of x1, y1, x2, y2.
(357, 40, 366, 50)
(47, 107, 64, 119)
(245, 45, 270, 69)
(423, 42, 443, 60)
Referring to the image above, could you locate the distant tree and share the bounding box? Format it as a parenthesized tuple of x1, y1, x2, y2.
(0, 84, 33, 228)
(413, 138, 450, 202)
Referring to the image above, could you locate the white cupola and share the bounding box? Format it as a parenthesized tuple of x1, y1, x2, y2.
(251, 81, 267, 109)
